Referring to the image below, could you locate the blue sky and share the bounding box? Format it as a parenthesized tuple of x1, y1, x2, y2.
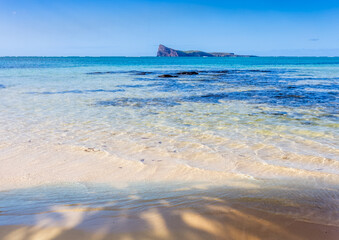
(0, 0, 339, 56)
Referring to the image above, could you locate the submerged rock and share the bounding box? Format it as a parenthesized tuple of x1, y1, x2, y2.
(87, 71, 116, 75)
(177, 71, 199, 75)
(248, 70, 271, 73)
(134, 72, 152, 75)
(158, 74, 178, 78)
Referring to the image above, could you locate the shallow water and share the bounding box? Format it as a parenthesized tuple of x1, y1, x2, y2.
(0, 57, 338, 238)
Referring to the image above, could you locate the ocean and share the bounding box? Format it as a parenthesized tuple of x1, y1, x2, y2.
(0, 57, 338, 239)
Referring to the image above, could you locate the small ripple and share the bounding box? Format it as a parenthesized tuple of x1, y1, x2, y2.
(97, 97, 181, 108)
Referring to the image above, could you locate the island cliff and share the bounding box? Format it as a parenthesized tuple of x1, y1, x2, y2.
(157, 44, 255, 57)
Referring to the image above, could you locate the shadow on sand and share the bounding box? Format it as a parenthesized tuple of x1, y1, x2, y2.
(0, 182, 338, 240)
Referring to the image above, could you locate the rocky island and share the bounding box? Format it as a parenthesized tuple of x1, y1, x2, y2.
(157, 44, 256, 57)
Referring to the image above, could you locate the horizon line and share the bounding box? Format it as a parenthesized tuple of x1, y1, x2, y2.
(1, 55, 339, 58)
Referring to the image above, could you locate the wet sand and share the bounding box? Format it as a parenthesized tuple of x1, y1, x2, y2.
(1, 142, 339, 239)
(1, 200, 338, 240)
(1, 140, 338, 192)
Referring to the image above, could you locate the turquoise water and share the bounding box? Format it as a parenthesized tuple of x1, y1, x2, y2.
(0, 57, 339, 176)
(1, 57, 338, 168)
(0, 57, 338, 175)
(0, 57, 338, 237)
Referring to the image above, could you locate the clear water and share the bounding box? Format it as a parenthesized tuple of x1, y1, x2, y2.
(1, 57, 338, 172)
(0, 57, 338, 236)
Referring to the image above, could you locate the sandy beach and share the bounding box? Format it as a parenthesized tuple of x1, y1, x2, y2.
(1, 140, 339, 239)
(1, 206, 339, 240)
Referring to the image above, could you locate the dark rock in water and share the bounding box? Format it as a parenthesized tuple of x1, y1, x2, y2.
(158, 74, 178, 78)
(177, 71, 199, 75)
(87, 72, 102, 75)
(157, 44, 256, 57)
(135, 72, 152, 75)
(276, 94, 304, 99)
(87, 71, 116, 75)
(247, 70, 271, 73)
(197, 69, 270, 75)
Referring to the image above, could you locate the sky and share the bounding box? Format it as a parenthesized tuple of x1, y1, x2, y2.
(0, 0, 339, 56)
